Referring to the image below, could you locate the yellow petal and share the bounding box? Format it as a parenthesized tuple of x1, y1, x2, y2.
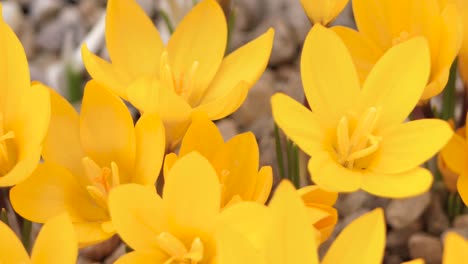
(201, 28, 274, 104)
(352, 0, 393, 49)
(458, 173, 468, 206)
(370, 119, 452, 174)
(106, 0, 164, 79)
(251, 166, 273, 204)
(163, 153, 178, 181)
(0, 221, 30, 263)
(211, 132, 258, 205)
(268, 180, 319, 264)
(109, 184, 167, 252)
(0, 147, 41, 187)
(167, 0, 227, 104)
(441, 133, 468, 174)
(127, 77, 192, 149)
(163, 152, 220, 233)
(0, 20, 30, 126)
(332, 26, 383, 83)
(301, 0, 348, 25)
(73, 222, 114, 248)
(443, 232, 468, 264)
(308, 152, 362, 192)
(179, 112, 224, 159)
(114, 251, 168, 264)
(81, 45, 132, 100)
(42, 87, 86, 185)
(10, 162, 108, 223)
(402, 259, 425, 264)
(216, 202, 273, 264)
(298, 185, 338, 206)
(31, 213, 77, 264)
(271, 93, 324, 156)
(322, 208, 385, 264)
(360, 37, 430, 128)
(362, 167, 433, 198)
(133, 113, 165, 185)
(301, 24, 360, 125)
(306, 204, 338, 243)
(194, 81, 249, 120)
(80, 81, 136, 180)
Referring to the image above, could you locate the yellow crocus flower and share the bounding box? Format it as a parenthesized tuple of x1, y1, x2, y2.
(272, 25, 453, 198)
(0, 4, 50, 187)
(82, 0, 274, 149)
(10, 82, 165, 247)
(217, 181, 385, 264)
(108, 152, 222, 263)
(333, 0, 463, 100)
(441, 116, 468, 205)
(300, 0, 349, 26)
(164, 113, 272, 208)
(438, 120, 464, 193)
(0, 213, 77, 264)
(456, 0, 468, 84)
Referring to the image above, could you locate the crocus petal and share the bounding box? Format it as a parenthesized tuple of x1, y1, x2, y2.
(443, 232, 468, 263)
(163, 153, 178, 180)
(216, 202, 273, 264)
(167, 0, 227, 104)
(81, 45, 132, 100)
(308, 152, 362, 192)
(194, 81, 249, 121)
(106, 0, 164, 79)
(201, 28, 274, 104)
(301, 25, 360, 125)
(271, 93, 324, 156)
(441, 133, 468, 174)
(10, 163, 108, 224)
(307, 204, 338, 243)
(0, 221, 30, 263)
(115, 251, 168, 264)
(0, 148, 41, 187)
(458, 173, 468, 206)
(251, 166, 273, 204)
(73, 222, 114, 248)
(332, 26, 383, 83)
(179, 112, 224, 159)
(31, 213, 77, 264)
(322, 208, 385, 264)
(402, 259, 425, 264)
(0, 20, 29, 126)
(301, 0, 348, 25)
(360, 37, 430, 129)
(109, 184, 167, 252)
(362, 167, 433, 198)
(298, 185, 338, 206)
(42, 87, 86, 185)
(133, 113, 165, 185)
(127, 77, 192, 149)
(163, 152, 221, 233)
(268, 180, 319, 264)
(80, 81, 136, 180)
(369, 119, 452, 174)
(212, 132, 259, 205)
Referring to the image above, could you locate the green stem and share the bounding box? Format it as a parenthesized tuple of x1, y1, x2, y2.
(225, 8, 236, 53)
(21, 219, 32, 253)
(0, 208, 8, 226)
(292, 143, 300, 188)
(66, 64, 83, 103)
(441, 60, 458, 121)
(286, 139, 293, 181)
(159, 10, 175, 34)
(274, 124, 286, 179)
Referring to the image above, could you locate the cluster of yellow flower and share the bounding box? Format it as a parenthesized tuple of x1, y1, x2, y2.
(0, 0, 468, 262)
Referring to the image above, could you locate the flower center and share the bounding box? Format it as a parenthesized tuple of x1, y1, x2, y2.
(0, 113, 16, 176)
(335, 107, 382, 170)
(156, 232, 204, 264)
(392, 31, 411, 46)
(159, 51, 200, 103)
(82, 157, 120, 210)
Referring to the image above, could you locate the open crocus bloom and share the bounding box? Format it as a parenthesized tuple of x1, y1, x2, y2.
(217, 181, 385, 264)
(0, 213, 77, 264)
(82, 0, 274, 149)
(272, 25, 452, 198)
(164, 113, 272, 208)
(300, 0, 349, 26)
(441, 116, 468, 205)
(0, 4, 50, 187)
(109, 153, 221, 264)
(333, 0, 462, 100)
(10, 82, 165, 247)
(456, 0, 468, 84)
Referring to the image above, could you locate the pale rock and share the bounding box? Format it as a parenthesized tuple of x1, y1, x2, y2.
(408, 233, 442, 264)
(31, 0, 65, 23)
(425, 193, 450, 236)
(386, 192, 431, 229)
(216, 118, 239, 141)
(2, 2, 24, 32)
(235, 0, 266, 31)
